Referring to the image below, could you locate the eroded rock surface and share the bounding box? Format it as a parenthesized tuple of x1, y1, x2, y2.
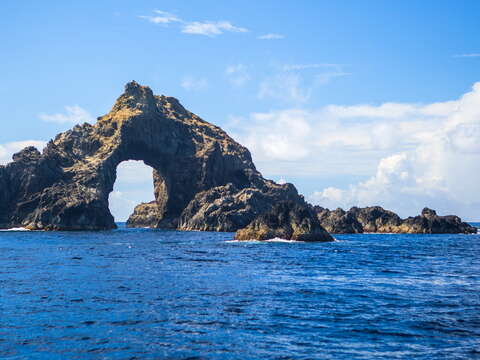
(315, 206, 476, 234)
(126, 201, 160, 228)
(0, 81, 315, 233)
(235, 201, 334, 242)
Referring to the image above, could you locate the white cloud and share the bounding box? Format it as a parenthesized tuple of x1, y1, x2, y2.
(181, 21, 248, 36)
(258, 73, 312, 103)
(0, 140, 47, 165)
(282, 63, 342, 71)
(181, 76, 208, 91)
(39, 105, 94, 124)
(258, 63, 349, 103)
(139, 10, 251, 37)
(138, 10, 181, 24)
(109, 160, 156, 221)
(453, 53, 480, 58)
(229, 82, 480, 220)
(230, 109, 312, 161)
(257, 33, 284, 40)
(225, 64, 250, 87)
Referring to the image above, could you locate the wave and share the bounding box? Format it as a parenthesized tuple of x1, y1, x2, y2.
(226, 238, 304, 243)
(0, 227, 31, 232)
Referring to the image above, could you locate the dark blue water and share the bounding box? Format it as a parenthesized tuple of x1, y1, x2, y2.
(1, 224, 479, 359)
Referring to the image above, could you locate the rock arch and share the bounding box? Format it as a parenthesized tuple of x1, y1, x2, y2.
(0, 81, 303, 231)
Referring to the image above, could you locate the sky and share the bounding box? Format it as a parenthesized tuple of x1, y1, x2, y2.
(1, 1, 480, 221)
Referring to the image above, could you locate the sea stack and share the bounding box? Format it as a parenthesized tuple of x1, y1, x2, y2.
(0, 81, 330, 241)
(235, 201, 334, 242)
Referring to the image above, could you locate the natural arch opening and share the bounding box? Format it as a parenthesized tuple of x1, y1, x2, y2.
(108, 160, 156, 223)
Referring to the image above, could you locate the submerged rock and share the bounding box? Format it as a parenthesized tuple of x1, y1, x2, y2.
(235, 201, 334, 242)
(0, 81, 325, 235)
(315, 206, 476, 234)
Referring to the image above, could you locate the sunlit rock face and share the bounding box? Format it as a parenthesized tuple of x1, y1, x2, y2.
(235, 201, 334, 242)
(0, 81, 307, 231)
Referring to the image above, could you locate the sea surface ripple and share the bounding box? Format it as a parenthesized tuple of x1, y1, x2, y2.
(1, 224, 479, 359)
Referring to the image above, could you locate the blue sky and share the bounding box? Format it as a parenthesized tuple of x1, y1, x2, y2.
(1, 1, 480, 220)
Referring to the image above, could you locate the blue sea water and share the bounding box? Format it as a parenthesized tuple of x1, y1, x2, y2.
(0, 224, 479, 360)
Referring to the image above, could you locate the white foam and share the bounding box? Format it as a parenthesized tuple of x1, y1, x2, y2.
(226, 238, 303, 243)
(226, 237, 337, 243)
(0, 227, 31, 232)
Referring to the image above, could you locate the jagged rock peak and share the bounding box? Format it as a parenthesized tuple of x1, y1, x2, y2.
(111, 80, 158, 114)
(421, 207, 437, 218)
(12, 146, 41, 163)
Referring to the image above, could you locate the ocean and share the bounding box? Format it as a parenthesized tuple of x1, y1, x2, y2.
(1, 224, 479, 359)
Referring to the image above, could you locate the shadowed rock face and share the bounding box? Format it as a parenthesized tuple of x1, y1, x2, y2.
(0, 81, 309, 231)
(235, 201, 334, 242)
(126, 201, 160, 228)
(315, 206, 476, 234)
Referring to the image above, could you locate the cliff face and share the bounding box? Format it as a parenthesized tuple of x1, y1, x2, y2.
(315, 206, 477, 234)
(0, 81, 307, 231)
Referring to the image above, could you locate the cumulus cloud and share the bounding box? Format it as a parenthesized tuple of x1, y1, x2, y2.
(229, 82, 480, 220)
(39, 105, 94, 124)
(181, 76, 208, 91)
(0, 140, 47, 165)
(225, 64, 250, 87)
(257, 33, 284, 40)
(139, 10, 248, 37)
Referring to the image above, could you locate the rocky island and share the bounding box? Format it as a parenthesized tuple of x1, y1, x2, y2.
(315, 206, 476, 234)
(235, 201, 333, 242)
(0, 81, 329, 240)
(0, 81, 474, 240)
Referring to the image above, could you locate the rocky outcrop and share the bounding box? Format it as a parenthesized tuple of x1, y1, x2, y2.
(315, 207, 364, 234)
(399, 208, 477, 234)
(235, 201, 334, 242)
(126, 201, 160, 228)
(315, 206, 477, 234)
(0, 81, 319, 234)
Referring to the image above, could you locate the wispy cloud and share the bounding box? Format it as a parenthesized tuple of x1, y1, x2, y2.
(257, 33, 284, 40)
(181, 76, 208, 91)
(39, 105, 94, 124)
(182, 21, 248, 36)
(258, 73, 312, 103)
(282, 63, 346, 71)
(138, 10, 181, 24)
(225, 64, 250, 87)
(139, 10, 248, 37)
(453, 53, 480, 58)
(258, 63, 350, 103)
